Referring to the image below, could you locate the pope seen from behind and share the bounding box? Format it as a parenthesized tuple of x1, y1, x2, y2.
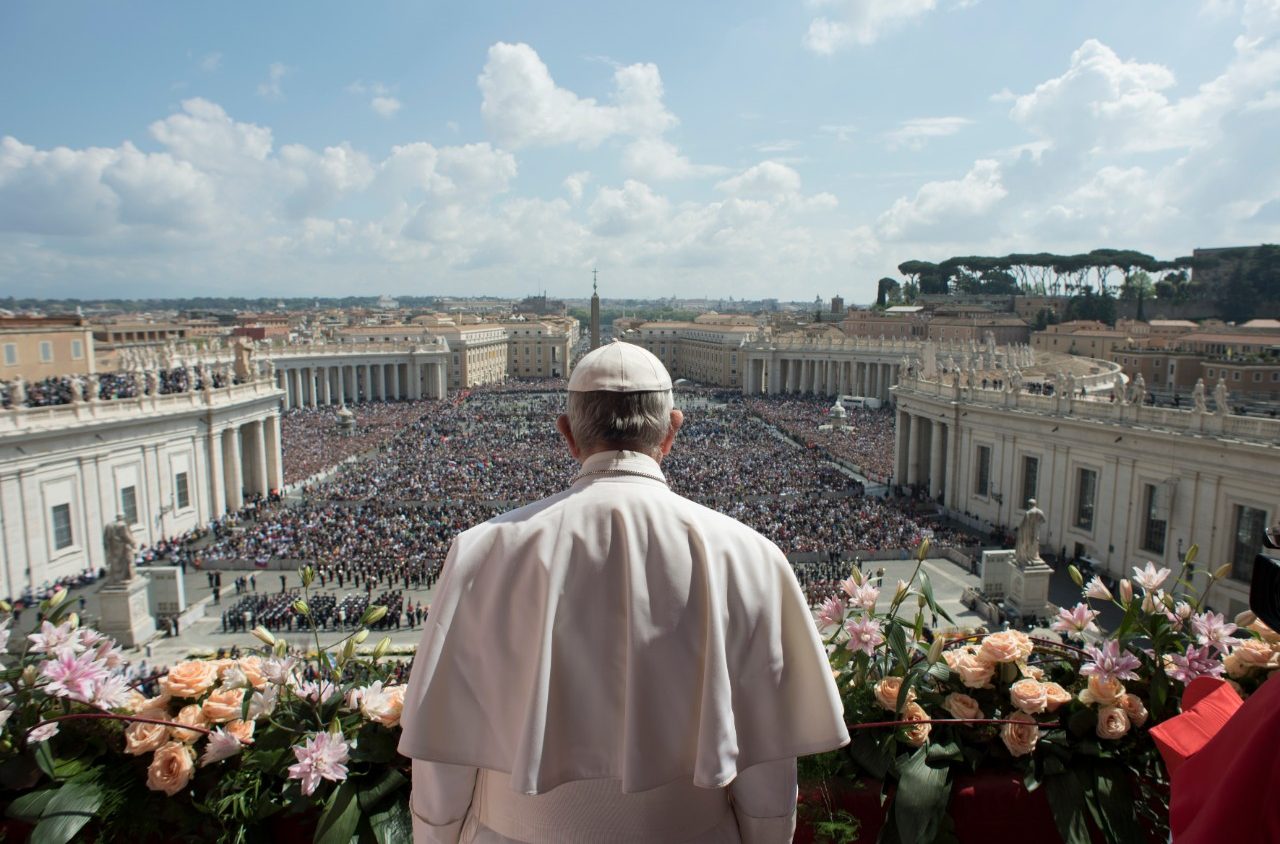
(399, 340, 850, 843)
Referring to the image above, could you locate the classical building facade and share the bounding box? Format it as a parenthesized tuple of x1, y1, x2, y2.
(269, 342, 451, 409)
(1, 317, 96, 381)
(893, 371, 1280, 620)
(616, 315, 758, 389)
(505, 318, 576, 378)
(0, 376, 282, 598)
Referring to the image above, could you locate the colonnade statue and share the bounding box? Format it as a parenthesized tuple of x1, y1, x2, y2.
(103, 515, 138, 585)
(1014, 499, 1045, 565)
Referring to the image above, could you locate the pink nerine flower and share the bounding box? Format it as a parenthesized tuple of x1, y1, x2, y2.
(27, 620, 74, 656)
(199, 729, 243, 767)
(1167, 644, 1226, 685)
(816, 596, 845, 632)
(39, 649, 109, 703)
(1051, 603, 1101, 642)
(287, 732, 350, 796)
(1131, 562, 1170, 594)
(26, 721, 59, 743)
(843, 615, 884, 656)
(843, 581, 880, 611)
(1081, 640, 1142, 685)
(1190, 612, 1241, 654)
(1083, 576, 1113, 602)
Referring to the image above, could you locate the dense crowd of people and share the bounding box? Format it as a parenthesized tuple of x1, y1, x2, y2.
(280, 402, 443, 485)
(0, 365, 235, 409)
(745, 397, 897, 482)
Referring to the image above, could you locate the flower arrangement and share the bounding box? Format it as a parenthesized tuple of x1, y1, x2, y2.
(0, 566, 413, 844)
(802, 543, 1280, 844)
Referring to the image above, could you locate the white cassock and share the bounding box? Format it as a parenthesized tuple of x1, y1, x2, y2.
(399, 450, 850, 843)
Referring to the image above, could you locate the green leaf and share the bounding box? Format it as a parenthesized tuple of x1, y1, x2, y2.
(926, 738, 962, 763)
(927, 662, 952, 683)
(315, 779, 362, 844)
(355, 769, 408, 812)
(1093, 764, 1141, 842)
(369, 801, 412, 844)
(30, 780, 103, 844)
(5, 787, 56, 822)
(894, 746, 951, 844)
(887, 623, 910, 672)
(848, 730, 890, 780)
(1043, 772, 1092, 844)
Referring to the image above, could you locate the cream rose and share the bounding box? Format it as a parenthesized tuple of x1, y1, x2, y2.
(943, 692, 982, 721)
(234, 657, 268, 690)
(361, 685, 406, 728)
(1000, 712, 1039, 757)
(122, 691, 148, 714)
(146, 741, 195, 796)
(225, 719, 255, 745)
(1249, 620, 1280, 644)
(1096, 706, 1131, 740)
(1120, 693, 1148, 728)
(1019, 664, 1045, 681)
(160, 661, 219, 699)
(874, 677, 915, 711)
(978, 630, 1034, 664)
(171, 704, 209, 743)
(201, 688, 246, 724)
(1042, 682, 1073, 712)
(1231, 640, 1277, 673)
(950, 651, 995, 689)
(901, 702, 932, 747)
(1078, 676, 1126, 708)
(1010, 679, 1049, 715)
(124, 719, 169, 755)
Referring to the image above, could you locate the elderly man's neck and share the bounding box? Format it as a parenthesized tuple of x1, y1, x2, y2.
(579, 442, 663, 462)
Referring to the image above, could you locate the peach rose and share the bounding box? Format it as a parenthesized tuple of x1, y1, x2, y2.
(1010, 679, 1049, 715)
(1042, 682, 1073, 713)
(201, 688, 246, 724)
(171, 704, 209, 743)
(1120, 693, 1148, 728)
(901, 702, 932, 747)
(225, 719, 255, 745)
(122, 691, 148, 714)
(160, 661, 218, 699)
(1096, 706, 1131, 740)
(1232, 640, 1277, 671)
(1078, 676, 1126, 708)
(948, 651, 996, 689)
(141, 693, 172, 712)
(362, 685, 406, 728)
(1249, 620, 1280, 644)
(146, 741, 195, 796)
(124, 719, 169, 755)
(1000, 712, 1039, 757)
(1019, 664, 1045, 681)
(943, 692, 981, 721)
(978, 630, 1034, 665)
(234, 657, 268, 690)
(874, 677, 916, 711)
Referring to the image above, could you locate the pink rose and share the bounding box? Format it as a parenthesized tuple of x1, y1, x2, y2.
(874, 677, 915, 711)
(146, 741, 195, 796)
(1042, 682, 1073, 713)
(1000, 712, 1040, 757)
(1010, 679, 1049, 715)
(1096, 706, 1131, 740)
(1249, 619, 1280, 644)
(171, 704, 208, 743)
(901, 702, 932, 747)
(232, 657, 268, 691)
(949, 651, 996, 689)
(942, 693, 981, 721)
(1078, 676, 1126, 708)
(124, 720, 168, 755)
(978, 630, 1034, 665)
(201, 688, 246, 724)
(160, 661, 218, 699)
(225, 719, 255, 745)
(1120, 693, 1148, 728)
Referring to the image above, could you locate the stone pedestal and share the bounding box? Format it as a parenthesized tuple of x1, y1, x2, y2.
(1008, 558, 1054, 623)
(146, 567, 186, 616)
(97, 579, 156, 648)
(980, 550, 1015, 601)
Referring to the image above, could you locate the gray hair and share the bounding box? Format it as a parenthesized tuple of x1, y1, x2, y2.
(565, 390, 674, 454)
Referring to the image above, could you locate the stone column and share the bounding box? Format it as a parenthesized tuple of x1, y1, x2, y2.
(222, 427, 243, 511)
(364, 364, 373, 402)
(264, 414, 283, 492)
(929, 421, 944, 500)
(895, 409, 910, 484)
(248, 420, 269, 495)
(907, 413, 923, 485)
(768, 358, 780, 395)
(946, 422, 960, 507)
(291, 369, 303, 410)
(337, 365, 347, 404)
(321, 367, 332, 406)
(391, 362, 401, 400)
(207, 428, 226, 519)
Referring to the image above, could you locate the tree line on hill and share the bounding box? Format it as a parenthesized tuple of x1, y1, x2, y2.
(875, 245, 1280, 325)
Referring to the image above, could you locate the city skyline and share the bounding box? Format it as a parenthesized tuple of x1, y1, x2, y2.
(1, 1, 1278, 301)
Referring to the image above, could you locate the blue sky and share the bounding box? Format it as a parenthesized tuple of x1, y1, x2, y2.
(1, 0, 1277, 303)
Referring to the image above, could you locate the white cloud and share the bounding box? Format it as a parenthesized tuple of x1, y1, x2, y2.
(588, 180, 670, 236)
(716, 161, 803, 199)
(478, 42, 676, 149)
(257, 62, 291, 99)
(884, 116, 973, 150)
(563, 171, 590, 203)
(622, 138, 725, 181)
(200, 52, 222, 72)
(877, 159, 1006, 240)
(149, 98, 273, 173)
(371, 96, 402, 118)
(756, 139, 800, 153)
(804, 0, 937, 53)
(820, 124, 857, 141)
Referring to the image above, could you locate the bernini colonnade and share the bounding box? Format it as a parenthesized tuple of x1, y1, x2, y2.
(270, 343, 449, 410)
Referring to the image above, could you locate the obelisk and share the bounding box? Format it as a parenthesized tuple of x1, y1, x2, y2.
(590, 269, 601, 351)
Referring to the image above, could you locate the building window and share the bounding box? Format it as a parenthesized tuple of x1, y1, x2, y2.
(1021, 456, 1039, 507)
(975, 445, 991, 497)
(39, 341, 53, 362)
(3, 344, 15, 366)
(71, 339, 83, 359)
(52, 504, 73, 550)
(1074, 468, 1098, 532)
(175, 472, 190, 510)
(1233, 372, 1240, 381)
(120, 486, 138, 525)
(1140, 484, 1166, 555)
(1231, 505, 1268, 582)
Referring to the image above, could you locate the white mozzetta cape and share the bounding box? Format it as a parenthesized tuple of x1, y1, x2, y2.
(399, 450, 850, 796)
